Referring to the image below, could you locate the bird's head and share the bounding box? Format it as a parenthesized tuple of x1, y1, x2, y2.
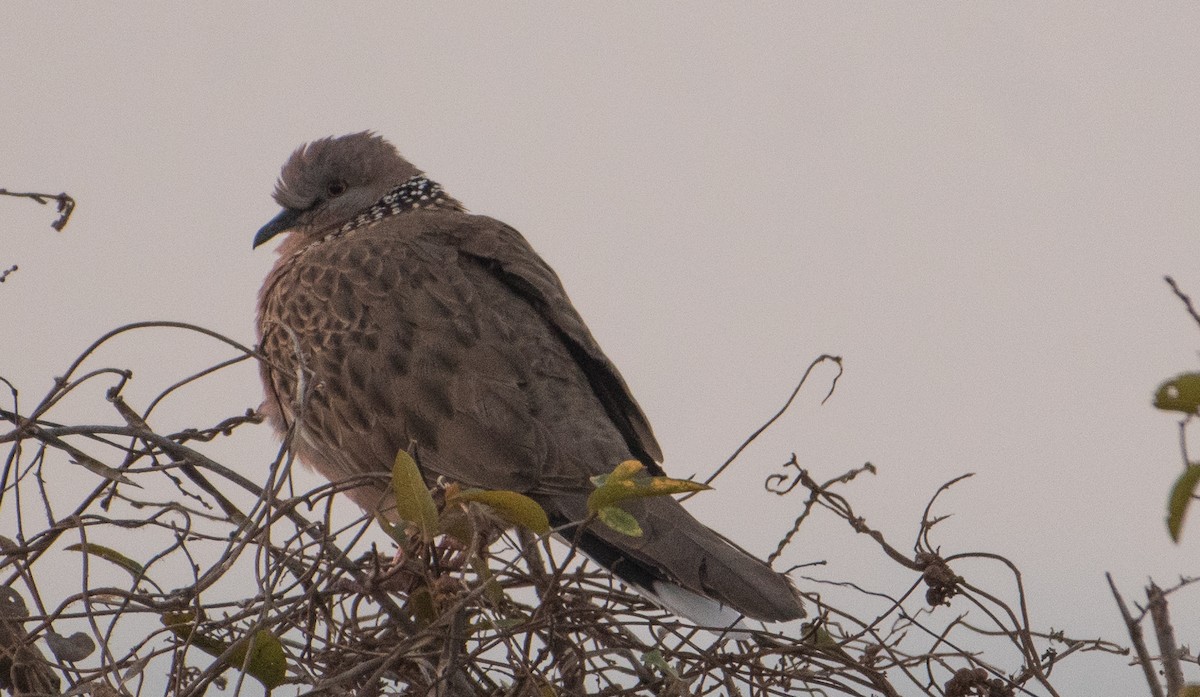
(253, 131, 422, 248)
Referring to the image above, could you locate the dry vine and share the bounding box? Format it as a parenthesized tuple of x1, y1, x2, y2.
(0, 323, 1121, 696)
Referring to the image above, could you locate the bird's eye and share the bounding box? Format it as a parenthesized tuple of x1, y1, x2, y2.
(326, 180, 347, 198)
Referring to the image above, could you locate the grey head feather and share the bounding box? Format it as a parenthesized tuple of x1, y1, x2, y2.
(269, 131, 425, 238)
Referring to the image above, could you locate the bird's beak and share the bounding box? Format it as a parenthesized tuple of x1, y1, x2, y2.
(253, 208, 303, 248)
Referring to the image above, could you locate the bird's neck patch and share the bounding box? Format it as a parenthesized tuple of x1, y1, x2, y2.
(338, 176, 460, 235)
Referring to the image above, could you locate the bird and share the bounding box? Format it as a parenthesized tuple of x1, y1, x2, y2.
(253, 132, 804, 625)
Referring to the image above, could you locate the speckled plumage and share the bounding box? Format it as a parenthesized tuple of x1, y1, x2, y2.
(254, 132, 804, 623)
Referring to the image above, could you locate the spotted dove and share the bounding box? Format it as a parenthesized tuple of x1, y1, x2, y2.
(253, 132, 804, 624)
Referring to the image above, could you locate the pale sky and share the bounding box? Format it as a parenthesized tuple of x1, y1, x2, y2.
(4, 5, 1200, 694)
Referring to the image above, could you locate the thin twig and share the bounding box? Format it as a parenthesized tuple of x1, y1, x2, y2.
(1147, 582, 1184, 696)
(1107, 573, 1164, 697)
(0, 322, 1096, 696)
(689, 354, 842, 496)
(1165, 275, 1200, 332)
(0, 188, 76, 231)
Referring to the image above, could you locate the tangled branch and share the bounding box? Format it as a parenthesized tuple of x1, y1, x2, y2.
(0, 323, 1120, 696)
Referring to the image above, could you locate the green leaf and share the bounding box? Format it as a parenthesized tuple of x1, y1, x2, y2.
(160, 615, 287, 689)
(239, 630, 287, 689)
(1154, 373, 1200, 414)
(407, 586, 438, 628)
(468, 555, 506, 605)
(1167, 464, 1200, 542)
(803, 623, 839, 649)
(390, 450, 438, 542)
(451, 489, 550, 535)
(589, 459, 646, 490)
(375, 516, 406, 546)
(641, 649, 673, 674)
(65, 543, 145, 579)
(587, 461, 709, 537)
(437, 507, 475, 547)
(801, 621, 855, 660)
(588, 460, 709, 514)
(161, 612, 229, 659)
(597, 505, 642, 537)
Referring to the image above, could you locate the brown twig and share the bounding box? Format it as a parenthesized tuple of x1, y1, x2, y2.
(0, 323, 1110, 696)
(1147, 582, 1184, 696)
(0, 189, 76, 231)
(1107, 573, 1164, 697)
(687, 354, 842, 497)
(1165, 275, 1200, 332)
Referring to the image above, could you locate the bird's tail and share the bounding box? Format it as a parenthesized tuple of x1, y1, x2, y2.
(557, 495, 805, 626)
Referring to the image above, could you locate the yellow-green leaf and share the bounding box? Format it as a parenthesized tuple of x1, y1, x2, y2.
(1168, 464, 1200, 542)
(451, 489, 550, 535)
(469, 555, 506, 605)
(390, 450, 438, 542)
(588, 460, 709, 514)
(239, 629, 287, 689)
(438, 506, 475, 547)
(375, 515, 406, 545)
(597, 505, 642, 537)
(590, 459, 646, 488)
(642, 649, 673, 674)
(407, 586, 438, 628)
(1180, 684, 1200, 697)
(640, 476, 709, 497)
(160, 615, 287, 689)
(800, 621, 855, 661)
(161, 612, 228, 658)
(1155, 373, 1200, 414)
(802, 623, 840, 649)
(65, 543, 145, 579)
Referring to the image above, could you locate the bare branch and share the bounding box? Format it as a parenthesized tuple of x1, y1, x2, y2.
(1107, 573, 1163, 697)
(0, 324, 1115, 696)
(0, 189, 75, 231)
(1147, 582, 1184, 696)
(1165, 275, 1200, 332)
(688, 354, 842, 497)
